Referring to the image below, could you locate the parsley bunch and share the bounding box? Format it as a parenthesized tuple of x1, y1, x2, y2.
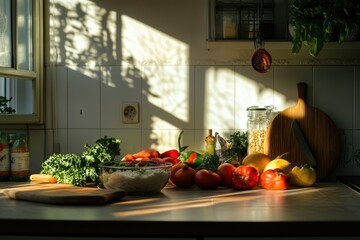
(41, 136, 121, 186)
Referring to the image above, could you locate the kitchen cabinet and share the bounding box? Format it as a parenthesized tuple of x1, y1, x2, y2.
(208, 0, 290, 41)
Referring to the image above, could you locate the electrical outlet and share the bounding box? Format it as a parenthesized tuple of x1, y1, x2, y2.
(122, 102, 139, 124)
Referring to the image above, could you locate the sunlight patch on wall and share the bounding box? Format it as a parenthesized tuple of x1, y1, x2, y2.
(204, 67, 235, 129)
(235, 72, 275, 130)
(121, 15, 190, 125)
(121, 15, 189, 65)
(49, 0, 117, 65)
(144, 66, 190, 125)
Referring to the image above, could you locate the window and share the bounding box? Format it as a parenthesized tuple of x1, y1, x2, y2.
(0, 0, 43, 124)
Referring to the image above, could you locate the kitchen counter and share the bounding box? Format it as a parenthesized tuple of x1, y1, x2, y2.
(0, 181, 359, 239)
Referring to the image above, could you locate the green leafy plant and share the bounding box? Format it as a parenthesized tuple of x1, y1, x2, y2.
(227, 131, 248, 163)
(0, 96, 16, 114)
(41, 136, 121, 186)
(290, 0, 360, 57)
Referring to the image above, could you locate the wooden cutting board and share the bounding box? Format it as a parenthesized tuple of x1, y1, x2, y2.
(264, 82, 341, 181)
(3, 183, 125, 205)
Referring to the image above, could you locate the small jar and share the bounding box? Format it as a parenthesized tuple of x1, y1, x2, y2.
(10, 132, 30, 181)
(246, 106, 272, 155)
(0, 131, 10, 180)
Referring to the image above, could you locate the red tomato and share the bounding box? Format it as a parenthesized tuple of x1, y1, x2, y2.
(195, 169, 222, 189)
(232, 165, 259, 190)
(217, 163, 236, 187)
(260, 168, 290, 190)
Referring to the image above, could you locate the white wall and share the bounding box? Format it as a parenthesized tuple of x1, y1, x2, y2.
(17, 0, 360, 179)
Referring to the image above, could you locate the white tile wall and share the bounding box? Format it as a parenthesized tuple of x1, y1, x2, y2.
(68, 66, 101, 129)
(314, 66, 354, 130)
(100, 66, 142, 129)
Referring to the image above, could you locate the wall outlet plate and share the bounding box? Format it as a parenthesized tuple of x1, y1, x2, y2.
(122, 102, 139, 124)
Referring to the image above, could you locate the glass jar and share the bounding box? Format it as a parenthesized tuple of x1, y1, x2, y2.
(10, 132, 30, 181)
(0, 131, 10, 180)
(246, 106, 272, 155)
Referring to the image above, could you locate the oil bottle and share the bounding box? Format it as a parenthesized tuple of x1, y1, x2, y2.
(205, 129, 216, 155)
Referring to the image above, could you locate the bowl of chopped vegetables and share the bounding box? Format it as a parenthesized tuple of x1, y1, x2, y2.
(100, 160, 172, 195)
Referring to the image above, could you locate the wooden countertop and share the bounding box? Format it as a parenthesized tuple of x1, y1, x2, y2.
(0, 181, 359, 238)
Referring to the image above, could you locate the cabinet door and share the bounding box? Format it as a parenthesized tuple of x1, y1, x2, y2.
(68, 66, 100, 129)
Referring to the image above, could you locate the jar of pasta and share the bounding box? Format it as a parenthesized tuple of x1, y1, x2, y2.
(10, 132, 30, 181)
(246, 106, 273, 155)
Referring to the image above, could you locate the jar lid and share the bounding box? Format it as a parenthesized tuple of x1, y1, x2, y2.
(246, 106, 266, 111)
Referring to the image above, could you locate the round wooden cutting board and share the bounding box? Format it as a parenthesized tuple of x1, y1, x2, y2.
(264, 82, 341, 181)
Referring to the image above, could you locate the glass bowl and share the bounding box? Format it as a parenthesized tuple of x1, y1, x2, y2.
(100, 160, 172, 195)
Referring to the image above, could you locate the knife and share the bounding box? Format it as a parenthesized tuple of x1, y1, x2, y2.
(291, 119, 317, 168)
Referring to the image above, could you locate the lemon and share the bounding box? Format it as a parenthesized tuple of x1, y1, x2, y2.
(242, 153, 272, 175)
(263, 158, 292, 175)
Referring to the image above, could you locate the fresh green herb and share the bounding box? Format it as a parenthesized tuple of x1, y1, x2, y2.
(195, 153, 221, 172)
(227, 131, 247, 161)
(41, 136, 121, 186)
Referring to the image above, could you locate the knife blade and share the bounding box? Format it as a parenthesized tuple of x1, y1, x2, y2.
(291, 119, 317, 168)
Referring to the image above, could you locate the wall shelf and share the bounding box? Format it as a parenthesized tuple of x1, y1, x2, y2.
(205, 40, 360, 66)
(206, 40, 360, 50)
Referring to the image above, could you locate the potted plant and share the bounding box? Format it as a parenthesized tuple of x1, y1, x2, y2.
(0, 96, 16, 114)
(289, 0, 360, 57)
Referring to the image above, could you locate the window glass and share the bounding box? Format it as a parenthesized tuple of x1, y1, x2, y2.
(0, 77, 34, 114)
(18, 0, 33, 71)
(0, 0, 12, 68)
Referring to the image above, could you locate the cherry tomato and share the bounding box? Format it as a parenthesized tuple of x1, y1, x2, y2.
(232, 165, 259, 190)
(260, 168, 290, 190)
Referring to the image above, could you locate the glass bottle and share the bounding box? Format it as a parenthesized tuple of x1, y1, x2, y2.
(246, 106, 270, 155)
(0, 131, 10, 180)
(205, 129, 216, 155)
(10, 132, 30, 181)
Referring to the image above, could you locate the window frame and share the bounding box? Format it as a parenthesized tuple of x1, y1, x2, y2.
(0, 0, 43, 124)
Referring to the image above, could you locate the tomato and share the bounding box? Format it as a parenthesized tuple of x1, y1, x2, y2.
(194, 169, 222, 189)
(260, 168, 290, 190)
(232, 165, 259, 190)
(170, 163, 196, 188)
(290, 164, 316, 187)
(217, 163, 236, 187)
